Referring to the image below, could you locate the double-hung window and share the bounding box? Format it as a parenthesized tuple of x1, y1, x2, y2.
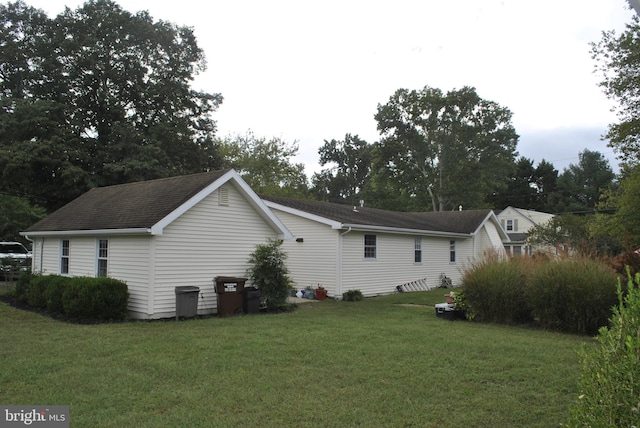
(60, 239, 70, 274)
(97, 239, 108, 277)
(364, 234, 377, 259)
(449, 240, 456, 263)
(414, 237, 422, 263)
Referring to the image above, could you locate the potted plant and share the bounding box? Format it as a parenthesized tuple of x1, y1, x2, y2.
(315, 284, 328, 300)
(445, 291, 455, 304)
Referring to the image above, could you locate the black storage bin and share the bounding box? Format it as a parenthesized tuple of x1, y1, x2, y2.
(214, 276, 246, 316)
(243, 286, 261, 314)
(175, 286, 200, 320)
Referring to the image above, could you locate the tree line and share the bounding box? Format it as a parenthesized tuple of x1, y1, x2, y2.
(1, 0, 638, 254)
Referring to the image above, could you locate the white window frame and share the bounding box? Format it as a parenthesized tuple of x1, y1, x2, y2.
(449, 240, 456, 263)
(364, 234, 377, 259)
(60, 239, 70, 275)
(97, 239, 109, 277)
(414, 237, 422, 263)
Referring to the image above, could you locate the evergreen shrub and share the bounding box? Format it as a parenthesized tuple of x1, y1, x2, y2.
(246, 239, 293, 309)
(342, 289, 364, 301)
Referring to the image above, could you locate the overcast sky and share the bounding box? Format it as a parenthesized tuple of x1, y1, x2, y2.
(24, 0, 635, 176)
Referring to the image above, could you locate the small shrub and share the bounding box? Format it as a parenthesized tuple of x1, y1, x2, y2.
(527, 257, 618, 335)
(14, 270, 33, 304)
(44, 275, 67, 314)
(450, 289, 474, 320)
(62, 277, 129, 321)
(246, 239, 293, 309)
(342, 289, 363, 301)
(27, 275, 49, 309)
(567, 270, 640, 427)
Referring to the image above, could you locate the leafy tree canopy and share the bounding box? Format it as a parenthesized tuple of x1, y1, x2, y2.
(0, 0, 223, 211)
(311, 133, 371, 205)
(217, 131, 308, 197)
(375, 85, 519, 211)
(592, 16, 640, 166)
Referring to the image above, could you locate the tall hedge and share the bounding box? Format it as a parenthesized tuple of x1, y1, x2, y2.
(461, 255, 620, 335)
(527, 257, 619, 335)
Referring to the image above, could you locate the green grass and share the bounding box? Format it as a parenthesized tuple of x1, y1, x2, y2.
(0, 287, 592, 427)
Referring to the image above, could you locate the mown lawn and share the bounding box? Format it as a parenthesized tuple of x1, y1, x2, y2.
(0, 286, 592, 427)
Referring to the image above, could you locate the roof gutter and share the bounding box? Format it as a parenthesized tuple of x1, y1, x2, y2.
(342, 224, 471, 238)
(20, 228, 152, 238)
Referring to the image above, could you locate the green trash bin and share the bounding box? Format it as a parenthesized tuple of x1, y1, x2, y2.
(175, 286, 200, 320)
(214, 276, 246, 316)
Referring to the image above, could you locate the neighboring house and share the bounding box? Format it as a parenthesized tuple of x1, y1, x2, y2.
(262, 196, 509, 298)
(21, 169, 292, 319)
(496, 206, 555, 256)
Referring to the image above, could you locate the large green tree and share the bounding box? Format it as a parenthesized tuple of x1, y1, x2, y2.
(217, 131, 308, 197)
(0, 0, 222, 210)
(375, 85, 519, 211)
(592, 16, 640, 166)
(311, 133, 371, 205)
(548, 149, 615, 214)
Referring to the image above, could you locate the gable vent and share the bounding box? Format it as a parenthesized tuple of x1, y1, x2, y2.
(218, 187, 229, 206)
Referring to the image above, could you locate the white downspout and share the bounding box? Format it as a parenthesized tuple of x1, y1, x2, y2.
(338, 227, 352, 298)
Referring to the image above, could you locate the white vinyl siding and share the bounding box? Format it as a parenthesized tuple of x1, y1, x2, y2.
(269, 208, 339, 295)
(106, 236, 152, 317)
(151, 186, 280, 318)
(340, 232, 468, 296)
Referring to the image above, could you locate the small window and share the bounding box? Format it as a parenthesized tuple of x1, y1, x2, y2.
(97, 239, 108, 277)
(506, 219, 514, 231)
(364, 234, 377, 259)
(504, 245, 511, 255)
(513, 245, 522, 256)
(60, 239, 69, 274)
(449, 240, 456, 263)
(414, 237, 422, 263)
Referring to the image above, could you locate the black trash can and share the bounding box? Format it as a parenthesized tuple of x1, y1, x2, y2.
(243, 286, 261, 314)
(175, 286, 200, 320)
(214, 276, 246, 316)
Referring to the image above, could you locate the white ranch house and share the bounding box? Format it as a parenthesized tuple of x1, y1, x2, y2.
(22, 169, 510, 318)
(263, 196, 509, 298)
(22, 169, 292, 319)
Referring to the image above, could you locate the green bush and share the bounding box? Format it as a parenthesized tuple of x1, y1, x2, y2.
(44, 275, 67, 314)
(246, 239, 293, 309)
(14, 270, 33, 304)
(342, 289, 364, 301)
(567, 271, 640, 427)
(62, 277, 129, 321)
(527, 257, 619, 335)
(13, 274, 128, 321)
(27, 275, 49, 309)
(461, 255, 533, 324)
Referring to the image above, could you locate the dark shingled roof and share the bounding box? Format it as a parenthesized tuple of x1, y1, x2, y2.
(26, 170, 231, 232)
(262, 195, 492, 235)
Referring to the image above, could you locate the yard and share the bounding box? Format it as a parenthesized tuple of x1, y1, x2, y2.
(0, 286, 591, 427)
